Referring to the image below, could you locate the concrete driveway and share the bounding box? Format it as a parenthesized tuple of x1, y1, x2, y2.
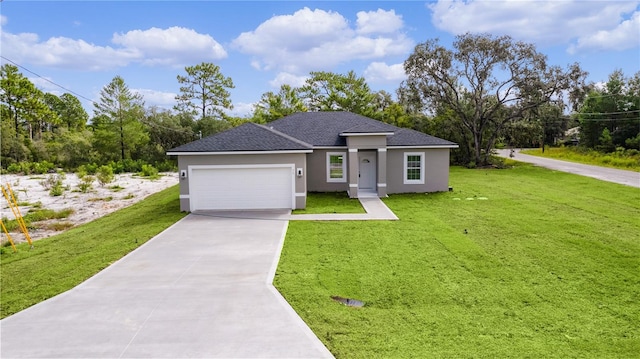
(1, 212, 334, 358)
(495, 149, 640, 188)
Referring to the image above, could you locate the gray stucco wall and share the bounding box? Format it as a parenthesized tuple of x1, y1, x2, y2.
(306, 149, 350, 193)
(175, 152, 307, 211)
(386, 148, 451, 193)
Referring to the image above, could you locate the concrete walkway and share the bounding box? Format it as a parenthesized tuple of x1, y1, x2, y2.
(0, 213, 334, 359)
(289, 196, 398, 221)
(495, 149, 640, 188)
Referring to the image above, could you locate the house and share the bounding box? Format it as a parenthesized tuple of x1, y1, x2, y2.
(167, 111, 458, 212)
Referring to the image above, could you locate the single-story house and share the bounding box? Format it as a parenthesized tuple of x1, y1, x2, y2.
(167, 111, 458, 212)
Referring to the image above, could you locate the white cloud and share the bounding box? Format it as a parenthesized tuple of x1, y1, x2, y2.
(1, 25, 226, 71)
(112, 27, 227, 67)
(568, 11, 640, 53)
(356, 9, 404, 34)
(225, 102, 254, 118)
(269, 72, 309, 88)
(232, 7, 413, 74)
(429, 0, 640, 52)
(363, 62, 406, 84)
(133, 89, 177, 109)
(1, 15, 7, 26)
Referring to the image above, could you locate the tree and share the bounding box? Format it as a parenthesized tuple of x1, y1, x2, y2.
(402, 33, 588, 166)
(0, 64, 57, 142)
(93, 76, 148, 161)
(59, 93, 89, 130)
(252, 84, 307, 122)
(299, 71, 377, 116)
(175, 62, 234, 121)
(578, 70, 640, 150)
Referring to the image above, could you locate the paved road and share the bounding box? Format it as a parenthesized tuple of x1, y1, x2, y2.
(1, 212, 334, 358)
(495, 149, 640, 188)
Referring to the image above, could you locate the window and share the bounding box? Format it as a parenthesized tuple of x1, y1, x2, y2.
(404, 152, 425, 184)
(326, 152, 346, 182)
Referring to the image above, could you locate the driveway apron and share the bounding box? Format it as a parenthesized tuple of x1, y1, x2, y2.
(1, 212, 334, 358)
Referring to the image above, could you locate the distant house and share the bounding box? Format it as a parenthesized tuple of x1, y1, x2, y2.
(167, 111, 458, 211)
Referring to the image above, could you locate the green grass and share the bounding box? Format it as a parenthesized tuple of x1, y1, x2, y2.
(292, 192, 365, 214)
(0, 185, 186, 319)
(275, 165, 640, 358)
(2, 208, 74, 231)
(521, 147, 640, 171)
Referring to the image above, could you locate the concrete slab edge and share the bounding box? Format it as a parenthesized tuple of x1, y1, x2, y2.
(266, 219, 336, 359)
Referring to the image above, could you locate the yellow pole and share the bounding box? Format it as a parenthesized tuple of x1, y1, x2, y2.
(1, 184, 32, 246)
(0, 218, 17, 252)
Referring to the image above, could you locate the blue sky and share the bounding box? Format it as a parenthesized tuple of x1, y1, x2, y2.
(1, 1, 639, 117)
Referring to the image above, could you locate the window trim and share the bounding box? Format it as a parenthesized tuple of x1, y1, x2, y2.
(403, 152, 425, 184)
(326, 152, 347, 183)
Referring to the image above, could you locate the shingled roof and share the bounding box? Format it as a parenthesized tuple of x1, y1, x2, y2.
(168, 112, 457, 153)
(168, 122, 312, 153)
(269, 111, 457, 147)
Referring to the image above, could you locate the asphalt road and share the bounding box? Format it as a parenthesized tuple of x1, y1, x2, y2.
(495, 149, 640, 188)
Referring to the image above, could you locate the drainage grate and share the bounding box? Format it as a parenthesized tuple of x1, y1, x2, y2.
(331, 296, 365, 307)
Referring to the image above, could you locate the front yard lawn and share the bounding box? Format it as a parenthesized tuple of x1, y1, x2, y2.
(275, 164, 640, 358)
(292, 192, 365, 214)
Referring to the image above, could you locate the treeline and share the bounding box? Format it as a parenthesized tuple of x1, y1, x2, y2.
(2, 33, 638, 170)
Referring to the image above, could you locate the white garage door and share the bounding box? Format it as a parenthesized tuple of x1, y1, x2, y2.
(189, 165, 293, 211)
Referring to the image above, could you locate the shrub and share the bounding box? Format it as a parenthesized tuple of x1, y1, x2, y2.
(6, 163, 22, 174)
(78, 175, 94, 193)
(40, 172, 66, 196)
(96, 165, 115, 187)
(139, 164, 159, 178)
(155, 159, 177, 172)
(32, 161, 55, 174)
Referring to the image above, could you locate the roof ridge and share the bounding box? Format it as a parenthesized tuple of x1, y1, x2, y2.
(255, 123, 313, 148)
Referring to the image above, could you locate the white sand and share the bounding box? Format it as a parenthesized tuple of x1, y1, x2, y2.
(1, 172, 179, 243)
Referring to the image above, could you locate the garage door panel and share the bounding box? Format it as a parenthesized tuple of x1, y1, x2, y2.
(190, 166, 293, 210)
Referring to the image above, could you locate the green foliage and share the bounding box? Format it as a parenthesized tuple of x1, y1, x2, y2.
(175, 62, 235, 120)
(38, 172, 66, 196)
(92, 76, 148, 161)
(579, 70, 640, 150)
(0, 186, 185, 318)
(521, 146, 640, 171)
(2, 208, 74, 232)
(138, 164, 159, 178)
(299, 71, 377, 117)
(276, 166, 640, 358)
(96, 165, 115, 186)
(252, 84, 308, 122)
(402, 33, 588, 166)
(77, 175, 94, 193)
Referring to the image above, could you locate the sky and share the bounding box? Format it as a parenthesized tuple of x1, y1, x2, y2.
(1, 1, 639, 118)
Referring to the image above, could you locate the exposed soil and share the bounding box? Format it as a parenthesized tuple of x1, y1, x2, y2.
(1, 172, 179, 243)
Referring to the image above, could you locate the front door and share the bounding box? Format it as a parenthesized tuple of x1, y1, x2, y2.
(358, 151, 376, 190)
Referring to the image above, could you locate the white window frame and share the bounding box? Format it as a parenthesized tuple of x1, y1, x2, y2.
(403, 152, 425, 184)
(326, 152, 347, 183)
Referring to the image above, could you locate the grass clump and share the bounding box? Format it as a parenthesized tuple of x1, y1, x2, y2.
(521, 146, 640, 171)
(275, 165, 640, 358)
(2, 208, 74, 232)
(0, 185, 185, 318)
(292, 192, 365, 214)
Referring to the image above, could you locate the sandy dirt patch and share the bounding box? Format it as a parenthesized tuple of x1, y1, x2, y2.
(1, 172, 179, 243)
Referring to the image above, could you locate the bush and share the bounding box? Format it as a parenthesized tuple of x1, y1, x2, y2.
(96, 165, 115, 187)
(139, 164, 159, 178)
(6, 163, 22, 174)
(155, 159, 177, 172)
(39, 172, 66, 196)
(78, 175, 94, 193)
